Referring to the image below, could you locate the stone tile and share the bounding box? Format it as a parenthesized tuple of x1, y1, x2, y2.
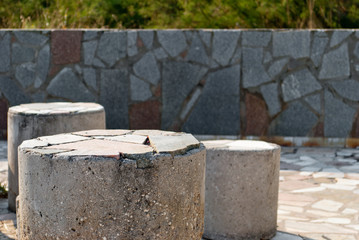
(304, 94, 321, 113)
(83, 31, 98, 41)
(342, 208, 358, 214)
(83, 40, 97, 65)
(263, 51, 272, 63)
(212, 30, 240, 66)
(0, 99, 8, 130)
(180, 88, 202, 120)
(292, 186, 326, 193)
(184, 31, 194, 41)
(138, 30, 154, 49)
(312, 218, 351, 224)
(83, 67, 97, 91)
(268, 58, 289, 78)
(242, 47, 270, 88)
(153, 47, 168, 59)
(311, 32, 329, 67)
(47, 68, 95, 102)
(330, 31, 352, 47)
(186, 33, 209, 65)
(157, 30, 187, 57)
(0, 76, 30, 105)
(279, 193, 316, 202)
(319, 43, 350, 80)
(282, 68, 322, 102)
(230, 47, 241, 64)
(280, 180, 316, 191)
(15, 63, 37, 88)
(97, 31, 126, 67)
(13, 31, 48, 46)
(330, 79, 359, 101)
(182, 65, 240, 135)
(273, 31, 310, 58)
(129, 100, 160, 130)
(313, 169, 345, 178)
(242, 30, 271, 47)
(271, 231, 303, 240)
(36, 44, 50, 88)
(39, 134, 90, 145)
(99, 69, 129, 129)
(127, 31, 138, 57)
(324, 90, 356, 137)
(198, 30, 212, 48)
(285, 220, 357, 234)
(269, 101, 318, 137)
(306, 209, 338, 217)
(73, 129, 131, 137)
(320, 183, 356, 191)
(162, 61, 207, 129)
(148, 134, 199, 155)
(245, 93, 269, 136)
(130, 75, 152, 101)
(11, 43, 35, 64)
(106, 135, 147, 144)
(278, 205, 304, 213)
(312, 199, 344, 212)
(20, 139, 48, 149)
(133, 130, 176, 136)
(0, 34, 10, 73)
(261, 83, 281, 116)
(133, 52, 160, 85)
(92, 58, 105, 68)
(51, 30, 82, 64)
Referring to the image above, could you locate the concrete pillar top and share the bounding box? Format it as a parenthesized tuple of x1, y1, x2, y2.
(8, 102, 104, 116)
(19, 129, 201, 165)
(202, 139, 280, 152)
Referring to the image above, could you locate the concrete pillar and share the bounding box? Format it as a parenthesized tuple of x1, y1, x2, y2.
(7, 102, 105, 212)
(202, 140, 281, 240)
(17, 130, 205, 240)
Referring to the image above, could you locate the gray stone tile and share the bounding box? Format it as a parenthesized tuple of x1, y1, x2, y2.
(15, 63, 37, 88)
(97, 31, 126, 67)
(92, 58, 106, 68)
(330, 79, 359, 101)
(186, 33, 210, 65)
(261, 82, 281, 116)
(212, 30, 240, 66)
(0, 34, 10, 72)
(138, 30, 154, 49)
(273, 31, 310, 58)
(83, 31, 98, 41)
(133, 52, 160, 85)
(162, 61, 208, 129)
(324, 90, 356, 137)
(184, 31, 194, 41)
(263, 51, 272, 64)
(355, 31, 359, 39)
(13, 31, 48, 46)
(242, 47, 270, 88)
(127, 31, 138, 57)
(269, 101, 318, 136)
(130, 74, 152, 101)
(311, 33, 329, 67)
(272, 231, 303, 240)
(99, 69, 129, 129)
(83, 40, 97, 65)
(230, 47, 241, 65)
(353, 42, 359, 59)
(0, 76, 30, 105)
(11, 43, 35, 64)
(319, 43, 350, 80)
(157, 30, 187, 57)
(47, 68, 95, 102)
(153, 48, 168, 59)
(282, 68, 322, 102)
(304, 93, 321, 113)
(83, 67, 97, 91)
(330, 30, 352, 47)
(36, 44, 50, 88)
(31, 92, 46, 102)
(242, 30, 271, 47)
(182, 65, 240, 135)
(199, 30, 212, 48)
(268, 58, 289, 78)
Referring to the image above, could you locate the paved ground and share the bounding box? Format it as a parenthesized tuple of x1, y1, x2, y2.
(0, 140, 358, 239)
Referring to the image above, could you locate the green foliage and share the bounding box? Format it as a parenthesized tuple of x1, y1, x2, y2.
(1, 0, 359, 28)
(0, 183, 7, 199)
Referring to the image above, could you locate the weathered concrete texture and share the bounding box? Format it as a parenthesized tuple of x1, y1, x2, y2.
(282, 68, 322, 102)
(330, 30, 352, 47)
(330, 79, 359, 101)
(186, 33, 210, 65)
(11, 43, 35, 64)
(13, 31, 48, 46)
(157, 30, 187, 57)
(273, 31, 310, 58)
(183, 65, 240, 135)
(324, 90, 356, 137)
(242, 47, 270, 88)
(0, 76, 30, 106)
(0, 34, 10, 72)
(319, 43, 350, 80)
(47, 68, 95, 102)
(212, 30, 240, 66)
(17, 130, 205, 240)
(245, 93, 269, 136)
(7, 102, 105, 212)
(311, 33, 329, 67)
(51, 31, 82, 65)
(269, 101, 318, 136)
(242, 31, 271, 47)
(97, 32, 126, 67)
(203, 140, 280, 240)
(99, 69, 129, 129)
(261, 83, 281, 116)
(162, 61, 208, 129)
(133, 52, 160, 85)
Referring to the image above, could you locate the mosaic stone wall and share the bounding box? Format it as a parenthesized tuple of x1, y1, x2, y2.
(0, 29, 359, 138)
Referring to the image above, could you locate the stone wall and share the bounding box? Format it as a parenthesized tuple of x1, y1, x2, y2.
(0, 29, 359, 138)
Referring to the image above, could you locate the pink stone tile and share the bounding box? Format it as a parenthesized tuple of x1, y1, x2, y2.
(280, 180, 317, 191)
(51, 31, 82, 64)
(72, 129, 132, 137)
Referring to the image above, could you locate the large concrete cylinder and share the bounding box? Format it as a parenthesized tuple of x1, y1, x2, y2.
(17, 130, 205, 240)
(202, 140, 280, 240)
(7, 102, 105, 212)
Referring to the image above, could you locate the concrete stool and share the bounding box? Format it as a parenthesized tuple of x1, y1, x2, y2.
(202, 140, 280, 240)
(7, 102, 105, 212)
(17, 129, 205, 240)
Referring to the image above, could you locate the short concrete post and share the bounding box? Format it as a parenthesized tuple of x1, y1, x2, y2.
(7, 102, 106, 212)
(17, 130, 205, 240)
(202, 140, 280, 240)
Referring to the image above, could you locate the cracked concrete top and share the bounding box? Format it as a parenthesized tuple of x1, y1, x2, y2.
(202, 140, 280, 152)
(8, 102, 104, 116)
(19, 129, 201, 160)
